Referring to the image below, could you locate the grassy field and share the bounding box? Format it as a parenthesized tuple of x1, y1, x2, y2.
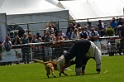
(0, 55, 124, 82)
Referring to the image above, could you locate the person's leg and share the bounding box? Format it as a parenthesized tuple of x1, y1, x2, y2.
(48, 47, 52, 61)
(75, 49, 90, 75)
(22, 48, 27, 64)
(82, 57, 90, 74)
(0, 53, 2, 60)
(119, 40, 123, 55)
(44, 47, 49, 61)
(22, 53, 26, 64)
(27, 54, 30, 63)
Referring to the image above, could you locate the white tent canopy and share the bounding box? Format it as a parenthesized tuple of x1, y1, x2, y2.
(0, 0, 65, 15)
(0, 0, 124, 20)
(57, 0, 124, 20)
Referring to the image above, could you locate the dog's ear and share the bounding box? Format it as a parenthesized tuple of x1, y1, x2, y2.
(64, 60, 75, 68)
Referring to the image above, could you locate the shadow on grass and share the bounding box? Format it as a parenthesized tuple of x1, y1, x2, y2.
(42, 73, 99, 79)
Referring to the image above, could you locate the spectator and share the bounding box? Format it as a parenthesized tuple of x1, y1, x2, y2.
(46, 24, 55, 34)
(71, 28, 80, 40)
(110, 17, 118, 35)
(1, 37, 12, 65)
(87, 22, 94, 31)
(67, 28, 73, 40)
(21, 33, 30, 64)
(12, 35, 22, 45)
(59, 31, 66, 38)
(0, 41, 3, 61)
(32, 35, 38, 43)
(28, 32, 33, 43)
(75, 23, 81, 29)
(89, 28, 100, 49)
(51, 23, 58, 36)
(89, 28, 99, 41)
(2, 37, 12, 51)
(119, 22, 124, 55)
(66, 22, 75, 36)
(79, 27, 89, 40)
(110, 17, 118, 28)
(44, 32, 53, 61)
(36, 33, 41, 40)
(18, 27, 25, 38)
(12, 35, 22, 64)
(78, 27, 82, 33)
(118, 18, 123, 26)
(97, 20, 105, 37)
(54, 31, 64, 42)
(116, 18, 123, 35)
(84, 26, 90, 36)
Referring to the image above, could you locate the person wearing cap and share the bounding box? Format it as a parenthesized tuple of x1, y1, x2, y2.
(57, 39, 101, 75)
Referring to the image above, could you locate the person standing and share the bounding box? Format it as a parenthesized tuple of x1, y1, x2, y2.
(66, 22, 75, 36)
(44, 32, 53, 61)
(12, 35, 22, 64)
(0, 41, 3, 61)
(119, 22, 124, 55)
(1, 37, 12, 65)
(97, 20, 105, 37)
(21, 33, 30, 64)
(110, 17, 118, 35)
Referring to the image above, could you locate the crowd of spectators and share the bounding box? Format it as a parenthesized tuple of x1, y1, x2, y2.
(2, 17, 123, 45)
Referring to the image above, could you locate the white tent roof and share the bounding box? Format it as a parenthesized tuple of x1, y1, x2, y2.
(0, 0, 65, 15)
(0, 0, 124, 20)
(58, 0, 124, 20)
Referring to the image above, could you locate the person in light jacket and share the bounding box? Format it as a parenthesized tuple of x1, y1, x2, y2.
(57, 39, 101, 75)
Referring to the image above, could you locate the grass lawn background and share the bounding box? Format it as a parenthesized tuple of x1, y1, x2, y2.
(0, 55, 124, 82)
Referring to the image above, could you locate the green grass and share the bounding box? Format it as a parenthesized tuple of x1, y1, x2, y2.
(0, 56, 124, 82)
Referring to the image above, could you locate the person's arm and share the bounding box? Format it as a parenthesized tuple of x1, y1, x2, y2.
(1, 40, 5, 46)
(8, 41, 12, 48)
(70, 32, 74, 40)
(95, 47, 101, 73)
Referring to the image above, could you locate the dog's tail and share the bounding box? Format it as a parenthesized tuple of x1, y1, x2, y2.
(33, 59, 48, 65)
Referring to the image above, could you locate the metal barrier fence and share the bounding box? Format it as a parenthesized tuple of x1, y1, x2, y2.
(12, 40, 75, 63)
(0, 36, 120, 66)
(11, 36, 119, 63)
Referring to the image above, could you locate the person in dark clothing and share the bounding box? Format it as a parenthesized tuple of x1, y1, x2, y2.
(119, 22, 124, 55)
(79, 27, 88, 40)
(57, 40, 101, 75)
(118, 18, 123, 25)
(12, 35, 22, 45)
(18, 27, 25, 38)
(0, 41, 2, 60)
(36, 33, 41, 39)
(66, 22, 75, 36)
(97, 20, 105, 37)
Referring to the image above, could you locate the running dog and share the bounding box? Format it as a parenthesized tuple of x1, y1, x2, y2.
(33, 59, 75, 78)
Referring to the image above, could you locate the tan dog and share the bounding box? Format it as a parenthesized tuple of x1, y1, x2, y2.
(33, 59, 75, 78)
(33, 59, 57, 78)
